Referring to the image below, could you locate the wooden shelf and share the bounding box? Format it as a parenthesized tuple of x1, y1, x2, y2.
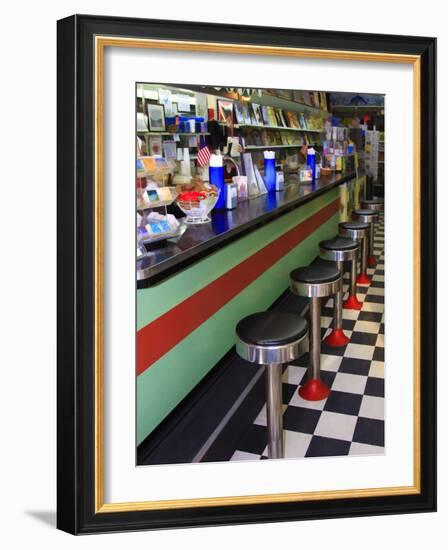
(137, 131, 210, 136)
(252, 92, 329, 117)
(244, 144, 315, 150)
(331, 104, 384, 112)
(237, 123, 324, 133)
(217, 121, 323, 133)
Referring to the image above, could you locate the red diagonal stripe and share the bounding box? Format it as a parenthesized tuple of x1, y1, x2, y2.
(137, 198, 339, 375)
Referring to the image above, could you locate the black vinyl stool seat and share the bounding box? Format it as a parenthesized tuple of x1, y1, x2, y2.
(352, 208, 379, 221)
(339, 220, 369, 233)
(339, 220, 371, 285)
(290, 263, 341, 297)
(319, 237, 358, 265)
(361, 199, 384, 212)
(289, 263, 342, 402)
(236, 311, 307, 349)
(319, 237, 359, 344)
(352, 209, 380, 268)
(320, 237, 358, 252)
(235, 311, 308, 459)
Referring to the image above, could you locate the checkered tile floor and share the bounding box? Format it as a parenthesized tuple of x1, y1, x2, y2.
(230, 214, 385, 461)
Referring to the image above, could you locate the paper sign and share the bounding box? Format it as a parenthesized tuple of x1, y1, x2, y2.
(159, 89, 173, 115)
(144, 89, 159, 100)
(177, 94, 191, 112)
(188, 135, 198, 147)
(163, 140, 177, 160)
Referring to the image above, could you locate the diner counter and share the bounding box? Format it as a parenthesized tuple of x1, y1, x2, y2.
(137, 171, 356, 287)
(135, 171, 365, 445)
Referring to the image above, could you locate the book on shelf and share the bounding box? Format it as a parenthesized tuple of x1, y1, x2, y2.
(281, 132, 290, 145)
(252, 103, 264, 126)
(272, 131, 283, 145)
(302, 91, 312, 106)
(266, 106, 277, 127)
(241, 102, 252, 125)
(299, 113, 308, 130)
(285, 111, 300, 129)
(247, 103, 258, 125)
(137, 112, 149, 132)
(261, 105, 270, 126)
(292, 90, 305, 104)
(234, 101, 245, 124)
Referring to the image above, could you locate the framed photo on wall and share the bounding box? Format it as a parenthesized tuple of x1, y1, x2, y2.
(57, 14, 436, 535)
(146, 103, 166, 131)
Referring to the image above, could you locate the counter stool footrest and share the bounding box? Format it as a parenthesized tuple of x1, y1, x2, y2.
(357, 272, 371, 285)
(299, 379, 330, 401)
(324, 328, 350, 347)
(367, 255, 378, 267)
(343, 294, 363, 310)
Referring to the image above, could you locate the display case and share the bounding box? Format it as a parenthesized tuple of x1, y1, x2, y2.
(136, 156, 182, 256)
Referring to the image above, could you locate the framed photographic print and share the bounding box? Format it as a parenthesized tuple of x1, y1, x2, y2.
(147, 103, 166, 131)
(57, 14, 436, 535)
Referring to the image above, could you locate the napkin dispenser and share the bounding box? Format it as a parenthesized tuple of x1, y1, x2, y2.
(224, 182, 238, 210)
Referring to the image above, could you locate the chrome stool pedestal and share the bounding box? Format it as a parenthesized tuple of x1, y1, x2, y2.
(236, 311, 308, 459)
(339, 220, 371, 286)
(290, 263, 341, 401)
(319, 237, 359, 346)
(352, 208, 380, 268)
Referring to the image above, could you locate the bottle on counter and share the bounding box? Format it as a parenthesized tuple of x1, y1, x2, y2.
(307, 147, 316, 180)
(209, 154, 225, 209)
(263, 150, 276, 193)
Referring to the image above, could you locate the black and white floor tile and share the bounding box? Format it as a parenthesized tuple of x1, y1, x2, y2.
(230, 214, 385, 461)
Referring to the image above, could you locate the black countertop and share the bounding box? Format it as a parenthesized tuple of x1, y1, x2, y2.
(137, 172, 355, 288)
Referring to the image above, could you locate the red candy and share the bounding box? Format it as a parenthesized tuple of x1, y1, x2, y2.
(178, 191, 207, 202)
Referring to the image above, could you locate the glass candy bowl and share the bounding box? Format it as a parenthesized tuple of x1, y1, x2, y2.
(176, 189, 220, 224)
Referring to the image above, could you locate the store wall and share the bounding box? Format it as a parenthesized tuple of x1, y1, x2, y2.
(137, 188, 340, 444)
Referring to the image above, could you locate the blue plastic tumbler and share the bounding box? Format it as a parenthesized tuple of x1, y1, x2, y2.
(307, 147, 316, 180)
(209, 165, 225, 209)
(264, 157, 276, 193)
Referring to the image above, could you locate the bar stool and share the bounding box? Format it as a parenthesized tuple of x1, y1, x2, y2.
(319, 237, 359, 345)
(361, 198, 384, 212)
(339, 220, 371, 285)
(352, 208, 379, 267)
(290, 263, 341, 401)
(236, 311, 308, 459)
(361, 199, 384, 265)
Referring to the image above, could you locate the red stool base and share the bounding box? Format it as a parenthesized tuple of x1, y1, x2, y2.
(299, 379, 330, 401)
(357, 272, 371, 285)
(324, 328, 350, 347)
(343, 294, 363, 310)
(367, 255, 377, 267)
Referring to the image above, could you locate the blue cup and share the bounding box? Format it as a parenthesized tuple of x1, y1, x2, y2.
(209, 166, 225, 209)
(264, 158, 276, 193)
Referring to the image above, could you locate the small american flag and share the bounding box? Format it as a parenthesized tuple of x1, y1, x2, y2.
(196, 136, 211, 167)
